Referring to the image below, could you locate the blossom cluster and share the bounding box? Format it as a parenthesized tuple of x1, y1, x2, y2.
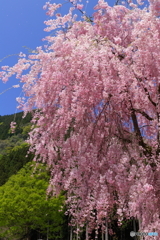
(10, 121, 16, 133)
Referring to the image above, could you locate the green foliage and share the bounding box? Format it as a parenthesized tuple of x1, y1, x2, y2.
(0, 111, 68, 239)
(0, 142, 34, 186)
(0, 111, 32, 140)
(22, 124, 32, 137)
(0, 162, 65, 240)
(0, 134, 25, 154)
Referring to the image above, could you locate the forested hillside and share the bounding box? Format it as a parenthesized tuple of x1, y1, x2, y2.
(0, 111, 32, 140)
(0, 112, 33, 185)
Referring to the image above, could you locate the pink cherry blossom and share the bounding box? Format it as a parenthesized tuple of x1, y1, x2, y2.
(12, 84, 20, 88)
(77, 4, 83, 10)
(10, 121, 16, 133)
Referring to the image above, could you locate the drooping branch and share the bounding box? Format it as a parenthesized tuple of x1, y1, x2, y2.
(83, 97, 112, 154)
(115, 0, 120, 5)
(136, 77, 156, 107)
(114, 0, 130, 6)
(133, 108, 154, 121)
(156, 84, 160, 156)
(129, 100, 151, 156)
(114, 0, 124, 5)
(143, 86, 156, 107)
(131, 109, 143, 143)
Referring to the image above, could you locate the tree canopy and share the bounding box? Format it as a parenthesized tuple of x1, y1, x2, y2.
(0, 162, 65, 240)
(1, 0, 160, 238)
(0, 142, 34, 186)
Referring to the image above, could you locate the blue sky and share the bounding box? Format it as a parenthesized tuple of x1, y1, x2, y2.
(0, 0, 118, 116)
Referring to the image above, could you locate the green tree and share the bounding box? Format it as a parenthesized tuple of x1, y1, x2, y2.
(0, 142, 34, 186)
(0, 162, 65, 240)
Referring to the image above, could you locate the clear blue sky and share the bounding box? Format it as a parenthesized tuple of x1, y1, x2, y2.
(0, 0, 116, 116)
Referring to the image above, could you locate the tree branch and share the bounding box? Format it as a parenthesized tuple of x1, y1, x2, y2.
(129, 101, 151, 155)
(156, 84, 160, 156)
(136, 77, 156, 107)
(133, 108, 153, 121)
